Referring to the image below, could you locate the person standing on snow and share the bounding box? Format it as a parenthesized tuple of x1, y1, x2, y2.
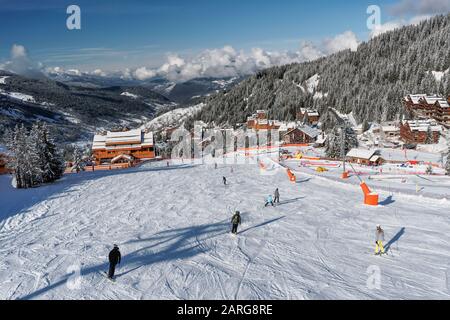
(231, 211, 241, 234)
(265, 195, 274, 207)
(274, 188, 280, 204)
(108, 244, 121, 279)
(223, 176, 227, 185)
(375, 225, 385, 255)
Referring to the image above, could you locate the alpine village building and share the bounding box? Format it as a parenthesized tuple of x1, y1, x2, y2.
(403, 94, 450, 127)
(92, 129, 155, 164)
(399, 120, 442, 144)
(283, 126, 320, 144)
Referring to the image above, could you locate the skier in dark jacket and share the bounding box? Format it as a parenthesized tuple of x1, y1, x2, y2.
(231, 211, 241, 234)
(108, 244, 121, 279)
(223, 176, 227, 185)
(274, 188, 280, 204)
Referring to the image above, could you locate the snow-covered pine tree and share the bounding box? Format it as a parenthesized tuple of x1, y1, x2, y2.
(6, 123, 64, 189)
(30, 122, 65, 183)
(72, 147, 84, 173)
(6, 124, 42, 188)
(325, 126, 357, 159)
(325, 128, 341, 158)
(425, 126, 433, 145)
(344, 127, 359, 152)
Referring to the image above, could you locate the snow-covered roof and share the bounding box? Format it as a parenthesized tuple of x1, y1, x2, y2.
(278, 122, 297, 132)
(405, 94, 426, 104)
(382, 126, 399, 132)
(294, 125, 320, 138)
(405, 120, 442, 132)
(93, 129, 154, 151)
(142, 131, 154, 147)
(346, 148, 378, 160)
(421, 95, 442, 104)
(369, 155, 382, 162)
(436, 99, 449, 108)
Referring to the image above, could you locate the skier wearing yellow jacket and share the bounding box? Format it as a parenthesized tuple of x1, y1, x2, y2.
(375, 225, 385, 255)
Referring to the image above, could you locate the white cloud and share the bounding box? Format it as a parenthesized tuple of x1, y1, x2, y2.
(11, 44, 27, 59)
(133, 66, 157, 80)
(92, 69, 106, 77)
(323, 31, 359, 53)
(128, 31, 360, 82)
(2, 44, 46, 78)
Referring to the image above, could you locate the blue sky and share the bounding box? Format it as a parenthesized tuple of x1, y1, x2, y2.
(0, 0, 448, 79)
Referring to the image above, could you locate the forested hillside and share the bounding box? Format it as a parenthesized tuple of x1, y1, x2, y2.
(192, 14, 450, 129)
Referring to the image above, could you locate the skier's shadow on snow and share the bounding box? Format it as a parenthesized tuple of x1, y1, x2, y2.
(238, 216, 285, 235)
(276, 197, 305, 206)
(296, 178, 311, 183)
(379, 195, 395, 206)
(384, 227, 406, 253)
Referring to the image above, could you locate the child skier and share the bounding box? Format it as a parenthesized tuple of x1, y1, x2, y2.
(108, 244, 121, 279)
(375, 225, 385, 255)
(231, 211, 241, 234)
(265, 195, 274, 207)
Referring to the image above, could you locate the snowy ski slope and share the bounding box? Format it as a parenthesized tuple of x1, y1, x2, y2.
(1, 158, 450, 300)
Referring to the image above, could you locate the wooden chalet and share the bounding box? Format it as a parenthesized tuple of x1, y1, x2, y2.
(346, 149, 384, 166)
(403, 94, 450, 127)
(92, 129, 155, 164)
(283, 125, 319, 145)
(246, 110, 281, 130)
(434, 99, 450, 127)
(400, 120, 441, 144)
(296, 108, 320, 126)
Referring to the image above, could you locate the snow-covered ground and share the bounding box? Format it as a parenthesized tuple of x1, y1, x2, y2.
(121, 92, 140, 99)
(1, 154, 450, 300)
(0, 76, 10, 85)
(0, 90, 35, 103)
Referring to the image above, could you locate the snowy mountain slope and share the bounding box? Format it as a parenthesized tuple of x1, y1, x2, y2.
(142, 103, 205, 131)
(1, 156, 450, 300)
(0, 72, 175, 143)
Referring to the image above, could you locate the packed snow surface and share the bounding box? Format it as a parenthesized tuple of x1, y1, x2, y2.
(1, 156, 450, 300)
